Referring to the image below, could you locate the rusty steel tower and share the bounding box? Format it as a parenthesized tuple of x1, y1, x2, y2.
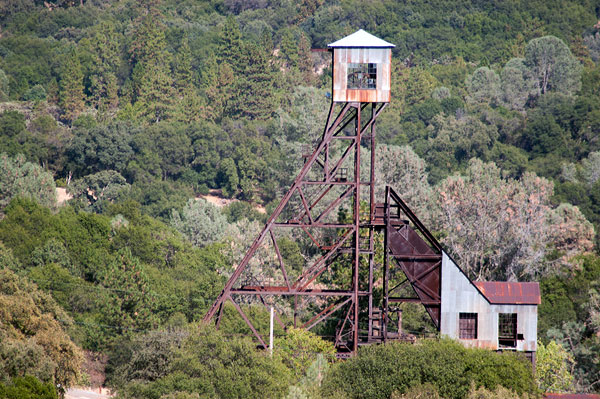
(204, 30, 443, 355)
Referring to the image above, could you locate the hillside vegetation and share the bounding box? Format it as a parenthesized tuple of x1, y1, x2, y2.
(0, 0, 600, 397)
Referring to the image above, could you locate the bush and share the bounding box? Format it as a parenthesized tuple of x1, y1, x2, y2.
(116, 325, 293, 399)
(0, 376, 57, 399)
(320, 339, 536, 399)
(22, 84, 46, 101)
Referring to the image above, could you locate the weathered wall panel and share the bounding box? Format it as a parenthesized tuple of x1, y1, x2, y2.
(440, 253, 538, 352)
(332, 48, 392, 103)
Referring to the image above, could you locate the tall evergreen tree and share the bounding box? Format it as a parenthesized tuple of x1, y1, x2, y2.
(128, 0, 176, 123)
(230, 42, 280, 120)
(135, 60, 176, 123)
(59, 50, 85, 123)
(200, 52, 236, 121)
(217, 16, 244, 74)
(129, 0, 166, 65)
(89, 21, 121, 113)
(171, 37, 204, 122)
(174, 37, 194, 93)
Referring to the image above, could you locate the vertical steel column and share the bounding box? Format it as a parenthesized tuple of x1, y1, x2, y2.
(367, 103, 376, 340)
(382, 186, 390, 342)
(353, 103, 361, 353)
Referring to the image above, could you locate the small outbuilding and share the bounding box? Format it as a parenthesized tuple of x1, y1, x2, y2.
(440, 253, 540, 362)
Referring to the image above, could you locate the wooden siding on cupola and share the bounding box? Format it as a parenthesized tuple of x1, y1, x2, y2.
(328, 29, 395, 103)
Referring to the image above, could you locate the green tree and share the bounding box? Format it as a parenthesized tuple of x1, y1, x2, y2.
(0, 69, 10, 101)
(134, 59, 176, 123)
(99, 248, 158, 336)
(31, 237, 72, 271)
(0, 110, 26, 138)
(108, 328, 190, 389)
(22, 84, 47, 101)
(116, 325, 292, 399)
(217, 16, 244, 74)
(500, 58, 538, 111)
(128, 0, 176, 123)
(0, 153, 56, 214)
(67, 121, 137, 175)
(0, 268, 83, 389)
(129, 0, 167, 65)
(466, 67, 501, 105)
(279, 27, 314, 87)
(68, 170, 130, 213)
(427, 114, 499, 180)
(278, 86, 330, 142)
(230, 42, 280, 120)
(275, 327, 336, 379)
(170, 199, 228, 248)
(59, 50, 85, 123)
(535, 340, 574, 393)
(402, 67, 439, 107)
(321, 339, 535, 399)
(524, 36, 582, 95)
(88, 20, 121, 113)
(218, 157, 240, 198)
(200, 57, 236, 122)
(0, 376, 58, 399)
(173, 37, 194, 92)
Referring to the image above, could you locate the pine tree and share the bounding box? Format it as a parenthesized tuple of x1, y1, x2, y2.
(174, 37, 194, 93)
(280, 28, 300, 68)
(230, 42, 280, 120)
(128, 0, 176, 123)
(59, 50, 85, 123)
(89, 21, 120, 112)
(135, 59, 176, 123)
(174, 88, 205, 123)
(129, 0, 166, 65)
(297, 32, 315, 85)
(201, 52, 236, 121)
(217, 16, 244, 74)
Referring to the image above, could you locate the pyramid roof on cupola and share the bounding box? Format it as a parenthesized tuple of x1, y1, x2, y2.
(328, 29, 395, 48)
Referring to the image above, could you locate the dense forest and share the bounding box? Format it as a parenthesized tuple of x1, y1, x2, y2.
(1, 0, 600, 398)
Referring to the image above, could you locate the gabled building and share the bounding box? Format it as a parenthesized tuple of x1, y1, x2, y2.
(440, 253, 540, 362)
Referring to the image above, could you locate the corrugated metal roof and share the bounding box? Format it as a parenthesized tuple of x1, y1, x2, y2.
(328, 29, 395, 48)
(473, 281, 541, 305)
(544, 394, 600, 399)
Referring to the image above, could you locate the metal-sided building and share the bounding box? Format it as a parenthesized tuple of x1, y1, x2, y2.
(440, 253, 540, 362)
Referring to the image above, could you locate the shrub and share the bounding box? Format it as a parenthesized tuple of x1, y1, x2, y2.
(320, 339, 536, 399)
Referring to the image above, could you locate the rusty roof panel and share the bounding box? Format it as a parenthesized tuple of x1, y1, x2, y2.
(544, 394, 600, 399)
(473, 281, 541, 305)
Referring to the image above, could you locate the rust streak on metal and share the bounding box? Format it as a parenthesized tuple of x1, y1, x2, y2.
(474, 281, 541, 305)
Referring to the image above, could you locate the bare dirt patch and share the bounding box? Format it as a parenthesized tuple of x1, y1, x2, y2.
(198, 189, 236, 208)
(56, 187, 72, 205)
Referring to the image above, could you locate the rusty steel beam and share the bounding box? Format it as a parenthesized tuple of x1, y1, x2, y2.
(232, 287, 370, 296)
(270, 230, 290, 290)
(228, 296, 268, 349)
(352, 104, 361, 353)
(303, 298, 353, 331)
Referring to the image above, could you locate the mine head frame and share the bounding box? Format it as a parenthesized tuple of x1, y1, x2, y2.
(204, 101, 442, 355)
